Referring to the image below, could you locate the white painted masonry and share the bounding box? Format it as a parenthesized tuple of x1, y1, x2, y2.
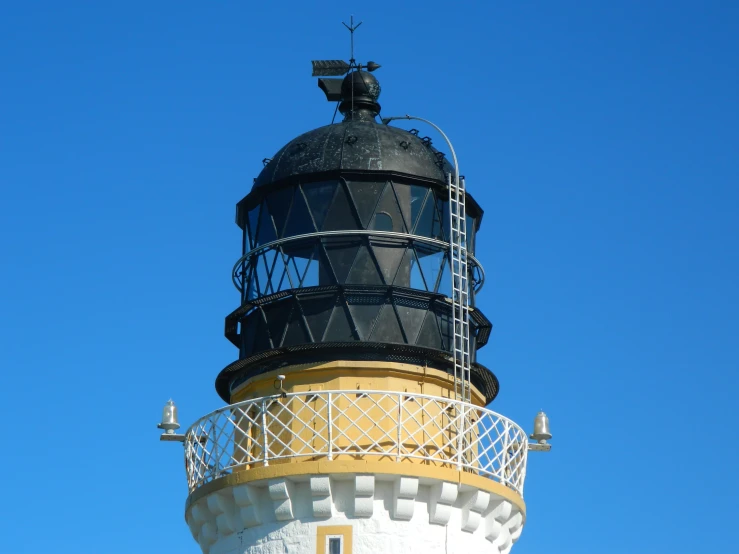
(186, 473, 524, 554)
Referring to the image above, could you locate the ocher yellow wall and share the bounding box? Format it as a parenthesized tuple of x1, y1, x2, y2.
(228, 360, 485, 470)
(230, 360, 485, 407)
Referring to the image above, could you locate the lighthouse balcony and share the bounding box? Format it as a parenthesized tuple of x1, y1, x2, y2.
(183, 390, 528, 499)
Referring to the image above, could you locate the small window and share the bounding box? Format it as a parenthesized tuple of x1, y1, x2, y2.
(327, 536, 342, 554)
(372, 211, 393, 232)
(317, 525, 352, 554)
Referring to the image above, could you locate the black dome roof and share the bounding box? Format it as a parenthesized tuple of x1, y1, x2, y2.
(253, 120, 454, 189)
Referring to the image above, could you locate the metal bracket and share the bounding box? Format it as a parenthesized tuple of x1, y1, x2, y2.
(160, 433, 186, 443)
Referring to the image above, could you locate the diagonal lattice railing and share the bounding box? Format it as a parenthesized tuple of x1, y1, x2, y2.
(231, 230, 487, 300)
(184, 391, 528, 497)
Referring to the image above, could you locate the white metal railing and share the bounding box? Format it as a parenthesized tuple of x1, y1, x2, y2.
(184, 391, 528, 497)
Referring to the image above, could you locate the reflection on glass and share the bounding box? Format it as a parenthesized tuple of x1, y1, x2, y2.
(410, 185, 430, 233)
(418, 248, 445, 292)
(437, 255, 451, 298)
(409, 250, 427, 291)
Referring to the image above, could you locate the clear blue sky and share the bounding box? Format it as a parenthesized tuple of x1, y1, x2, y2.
(1, 2, 737, 553)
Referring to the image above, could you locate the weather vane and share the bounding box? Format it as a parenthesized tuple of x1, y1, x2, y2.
(311, 16, 380, 77)
(311, 17, 382, 123)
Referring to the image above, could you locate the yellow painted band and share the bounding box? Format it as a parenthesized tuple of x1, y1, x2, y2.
(230, 359, 486, 406)
(185, 459, 525, 517)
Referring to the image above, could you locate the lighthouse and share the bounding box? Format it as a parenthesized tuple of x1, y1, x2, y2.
(159, 44, 551, 554)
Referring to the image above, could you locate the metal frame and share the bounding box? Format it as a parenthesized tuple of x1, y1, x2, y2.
(183, 390, 528, 496)
(231, 229, 486, 295)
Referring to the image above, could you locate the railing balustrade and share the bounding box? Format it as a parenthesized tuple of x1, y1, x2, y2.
(185, 391, 528, 497)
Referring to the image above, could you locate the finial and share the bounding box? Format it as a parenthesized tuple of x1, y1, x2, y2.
(342, 15, 363, 65)
(338, 71, 381, 121)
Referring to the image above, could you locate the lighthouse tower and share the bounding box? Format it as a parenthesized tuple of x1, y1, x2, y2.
(160, 49, 551, 554)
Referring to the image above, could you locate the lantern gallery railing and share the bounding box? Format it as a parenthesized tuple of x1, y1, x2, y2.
(184, 391, 528, 496)
(231, 229, 487, 301)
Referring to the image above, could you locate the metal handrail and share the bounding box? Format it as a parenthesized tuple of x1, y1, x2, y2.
(184, 390, 528, 497)
(231, 229, 486, 294)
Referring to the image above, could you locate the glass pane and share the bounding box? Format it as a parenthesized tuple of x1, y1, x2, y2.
(409, 249, 428, 291)
(251, 308, 271, 353)
(267, 250, 281, 289)
(438, 310, 452, 351)
(247, 204, 261, 248)
(283, 187, 314, 238)
(438, 196, 449, 241)
(466, 214, 476, 252)
(415, 189, 437, 239)
(324, 305, 355, 341)
(302, 181, 338, 231)
(370, 182, 406, 232)
(272, 259, 289, 293)
(410, 185, 430, 234)
(257, 200, 277, 246)
(282, 243, 315, 289)
(265, 187, 294, 238)
(265, 300, 292, 347)
(328, 537, 342, 554)
(371, 241, 406, 285)
(324, 182, 360, 231)
(294, 254, 313, 287)
(283, 304, 310, 346)
(348, 302, 382, 340)
(303, 257, 319, 287)
(346, 244, 383, 285)
(418, 247, 445, 293)
(416, 311, 442, 349)
(347, 180, 385, 227)
(437, 255, 451, 298)
(396, 301, 428, 345)
(368, 304, 403, 343)
(255, 252, 275, 295)
(246, 260, 259, 300)
(323, 238, 360, 284)
(392, 247, 412, 288)
(241, 309, 258, 354)
(302, 293, 334, 341)
(391, 182, 412, 232)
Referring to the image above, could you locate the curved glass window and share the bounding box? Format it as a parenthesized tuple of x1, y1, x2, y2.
(242, 179, 479, 256)
(234, 237, 486, 304)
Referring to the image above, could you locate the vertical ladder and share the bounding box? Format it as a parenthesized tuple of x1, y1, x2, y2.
(448, 172, 471, 404)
